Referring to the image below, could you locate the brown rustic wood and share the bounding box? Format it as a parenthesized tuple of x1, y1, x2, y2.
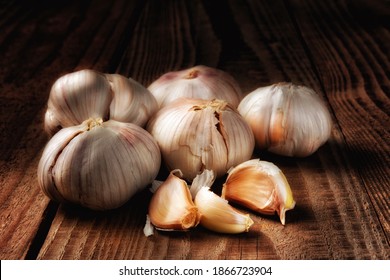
(0, 0, 389, 260)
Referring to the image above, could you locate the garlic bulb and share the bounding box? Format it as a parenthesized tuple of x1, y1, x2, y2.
(148, 170, 201, 231)
(44, 69, 158, 136)
(222, 159, 295, 225)
(37, 118, 161, 210)
(238, 83, 332, 157)
(148, 65, 243, 108)
(147, 98, 255, 181)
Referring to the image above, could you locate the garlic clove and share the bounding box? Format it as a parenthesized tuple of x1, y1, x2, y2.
(45, 69, 111, 135)
(238, 82, 332, 157)
(148, 65, 243, 108)
(147, 98, 255, 181)
(37, 124, 86, 203)
(188, 169, 253, 234)
(37, 119, 161, 210)
(105, 74, 158, 127)
(222, 159, 296, 225)
(194, 187, 254, 234)
(148, 170, 201, 231)
(44, 70, 158, 136)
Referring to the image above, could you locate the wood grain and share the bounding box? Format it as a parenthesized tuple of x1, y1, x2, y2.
(0, 0, 145, 259)
(287, 0, 390, 242)
(0, 0, 389, 260)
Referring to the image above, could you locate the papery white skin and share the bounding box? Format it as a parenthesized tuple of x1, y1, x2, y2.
(238, 83, 332, 157)
(147, 98, 255, 181)
(45, 69, 158, 136)
(148, 65, 243, 108)
(37, 119, 161, 210)
(106, 74, 157, 125)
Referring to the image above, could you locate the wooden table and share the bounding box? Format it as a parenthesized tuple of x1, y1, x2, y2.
(1, 0, 389, 260)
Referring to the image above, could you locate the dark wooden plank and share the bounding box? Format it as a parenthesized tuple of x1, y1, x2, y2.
(0, 0, 145, 259)
(36, 0, 389, 259)
(286, 0, 390, 243)
(1, 0, 389, 260)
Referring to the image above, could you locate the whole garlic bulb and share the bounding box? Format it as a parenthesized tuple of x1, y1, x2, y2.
(147, 98, 255, 181)
(147, 65, 243, 108)
(44, 69, 158, 136)
(37, 118, 161, 210)
(238, 83, 332, 157)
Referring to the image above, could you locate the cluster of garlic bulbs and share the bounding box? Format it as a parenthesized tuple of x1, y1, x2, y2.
(38, 65, 334, 235)
(38, 70, 161, 210)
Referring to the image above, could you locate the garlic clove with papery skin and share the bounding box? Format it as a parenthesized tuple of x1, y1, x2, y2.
(188, 169, 254, 234)
(44, 69, 158, 136)
(194, 187, 254, 234)
(147, 98, 255, 181)
(148, 169, 201, 231)
(221, 159, 296, 225)
(105, 74, 158, 126)
(148, 65, 243, 108)
(37, 118, 161, 210)
(44, 70, 111, 135)
(238, 82, 332, 157)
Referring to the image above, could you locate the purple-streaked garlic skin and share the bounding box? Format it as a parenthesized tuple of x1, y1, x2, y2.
(38, 119, 161, 210)
(148, 65, 243, 108)
(44, 69, 158, 136)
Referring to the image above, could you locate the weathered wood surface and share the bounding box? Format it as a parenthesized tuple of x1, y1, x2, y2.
(0, 0, 389, 260)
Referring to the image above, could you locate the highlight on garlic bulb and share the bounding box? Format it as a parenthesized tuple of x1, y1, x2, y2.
(221, 159, 295, 225)
(147, 65, 243, 108)
(147, 170, 201, 231)
(147, 98, 255, 181)
(37, 118, 161, 210)
(190, 170, 254, 234)
(238, 82, 332, 157)
(44, 69, 158, 136)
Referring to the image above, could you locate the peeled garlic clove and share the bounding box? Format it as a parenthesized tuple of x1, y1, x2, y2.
(37, 119, 161, 210)
(222, 159, 296, 225)
(148, 65, 243, 108)
(45, 69, 157, 136)
(148, 170, 201, 231)
(147, 98, 255, 181)
(238, 82, 332, 157)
